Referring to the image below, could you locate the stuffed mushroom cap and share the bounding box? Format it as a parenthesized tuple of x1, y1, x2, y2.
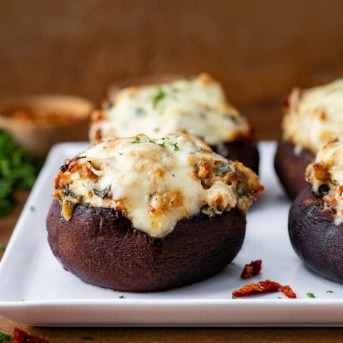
(90, 73, 252, 146)
(53, 131, 262, 239)
(276, 79, 343, 198)
(282, 79, 343, 155)
(306, 139, 343, 224)
(48, 132, 263, 291)
(289, 140, 343, 283)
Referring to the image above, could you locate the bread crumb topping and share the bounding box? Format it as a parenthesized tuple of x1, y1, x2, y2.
(306, 139, 343, 225)
(89, 73, 252, 145)
(53, 132, 262, 238)
(282, 79, 343, 154)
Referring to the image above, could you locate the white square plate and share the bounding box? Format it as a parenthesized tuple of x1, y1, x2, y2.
(0, 142, 342, 327)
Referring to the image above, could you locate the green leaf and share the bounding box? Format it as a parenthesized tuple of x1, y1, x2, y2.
(0, 331, 12, 342)
(214, 163, 232, 176)
(306, 292, 316, 298)
(152, 88, 166, 109)
(93, 186, 110, 199)
(0, 129, 40, 218)
(131, 136, 141, 144)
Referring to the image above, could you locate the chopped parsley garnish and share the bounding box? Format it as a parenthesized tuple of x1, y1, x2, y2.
(152, 88, 166, 109)
(214, 163, 232, 176)
(158, 142, 166, 148)
(119, 295, 125, 299)
(201, 205, 215, 217)
(232, 295, 237, 299)
(131, 136, 141, 144)
(172, 173, 175, 177)
(306, 292, 316, 298)
(92, 186, 110, 199)
(30, 205, 36, 212)
(0, 332, 11, 342)
(326, 290, 334, 293)
(64, 183, 75, 197)
(171, 142, 180, 151)
(149, 139, 156, 144)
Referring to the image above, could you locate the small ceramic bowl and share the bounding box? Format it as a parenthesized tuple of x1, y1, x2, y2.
(0, 95, 94, 158)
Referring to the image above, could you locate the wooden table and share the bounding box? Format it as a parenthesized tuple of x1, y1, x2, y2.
(0, 188, 342, 342)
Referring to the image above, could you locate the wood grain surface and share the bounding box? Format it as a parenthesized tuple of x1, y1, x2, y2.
(1, 0, 343, 140)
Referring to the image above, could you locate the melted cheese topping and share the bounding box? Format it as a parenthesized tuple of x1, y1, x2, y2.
(283, 79, 343, 154)
(89, 73, 252, 145)
(53, 132, 262, 238)
(306, 140, 343, 225)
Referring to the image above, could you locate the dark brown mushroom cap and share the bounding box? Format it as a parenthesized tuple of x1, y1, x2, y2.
(212, 139, 259, 174)
(275, 139, 314, 199)
(47, 200, 246, 292)
(289, 186, 343, 283)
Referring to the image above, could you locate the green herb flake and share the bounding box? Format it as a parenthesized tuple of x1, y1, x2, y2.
(201, 205, 215, 217)
(92, 186, 110, 199)
(0, 331, 12, 342)
(232, 295, 237, 299)
(306, 292, 316, 298)
(172, 174, 175, 177)
(152, 88, 166, 109)
(131, 136, 141, 144)
(326, 290, 334, 293)
(154, 127, 160, 133)
(30, 205, 36, 212)
(159, 142, 166, 148)
(119, 295, 125, 299)
(172, 142, 180, 151)
(214, 163, 232, 176)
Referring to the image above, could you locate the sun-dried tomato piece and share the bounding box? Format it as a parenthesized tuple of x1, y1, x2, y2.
(232, 279, 297, 299)
(232, 282, 264, 297)
(258, 279, 281, 292)
(240, 259, 262, 279)
(13, 327, 49, 343)
(281, 285, 297, 299)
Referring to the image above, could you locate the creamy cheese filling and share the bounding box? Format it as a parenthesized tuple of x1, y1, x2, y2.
(306, 140, 343, 225)
(53, 132, 262, 238)
(282, 79, 343, 154)
(89, 73, 252, 145)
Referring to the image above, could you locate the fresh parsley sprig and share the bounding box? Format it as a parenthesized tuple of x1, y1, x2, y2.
(0, 130, 40, 217)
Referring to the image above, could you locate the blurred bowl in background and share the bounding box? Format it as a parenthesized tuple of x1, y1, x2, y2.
(107, 74, 183, 100)
(0, 95, 94, 158)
